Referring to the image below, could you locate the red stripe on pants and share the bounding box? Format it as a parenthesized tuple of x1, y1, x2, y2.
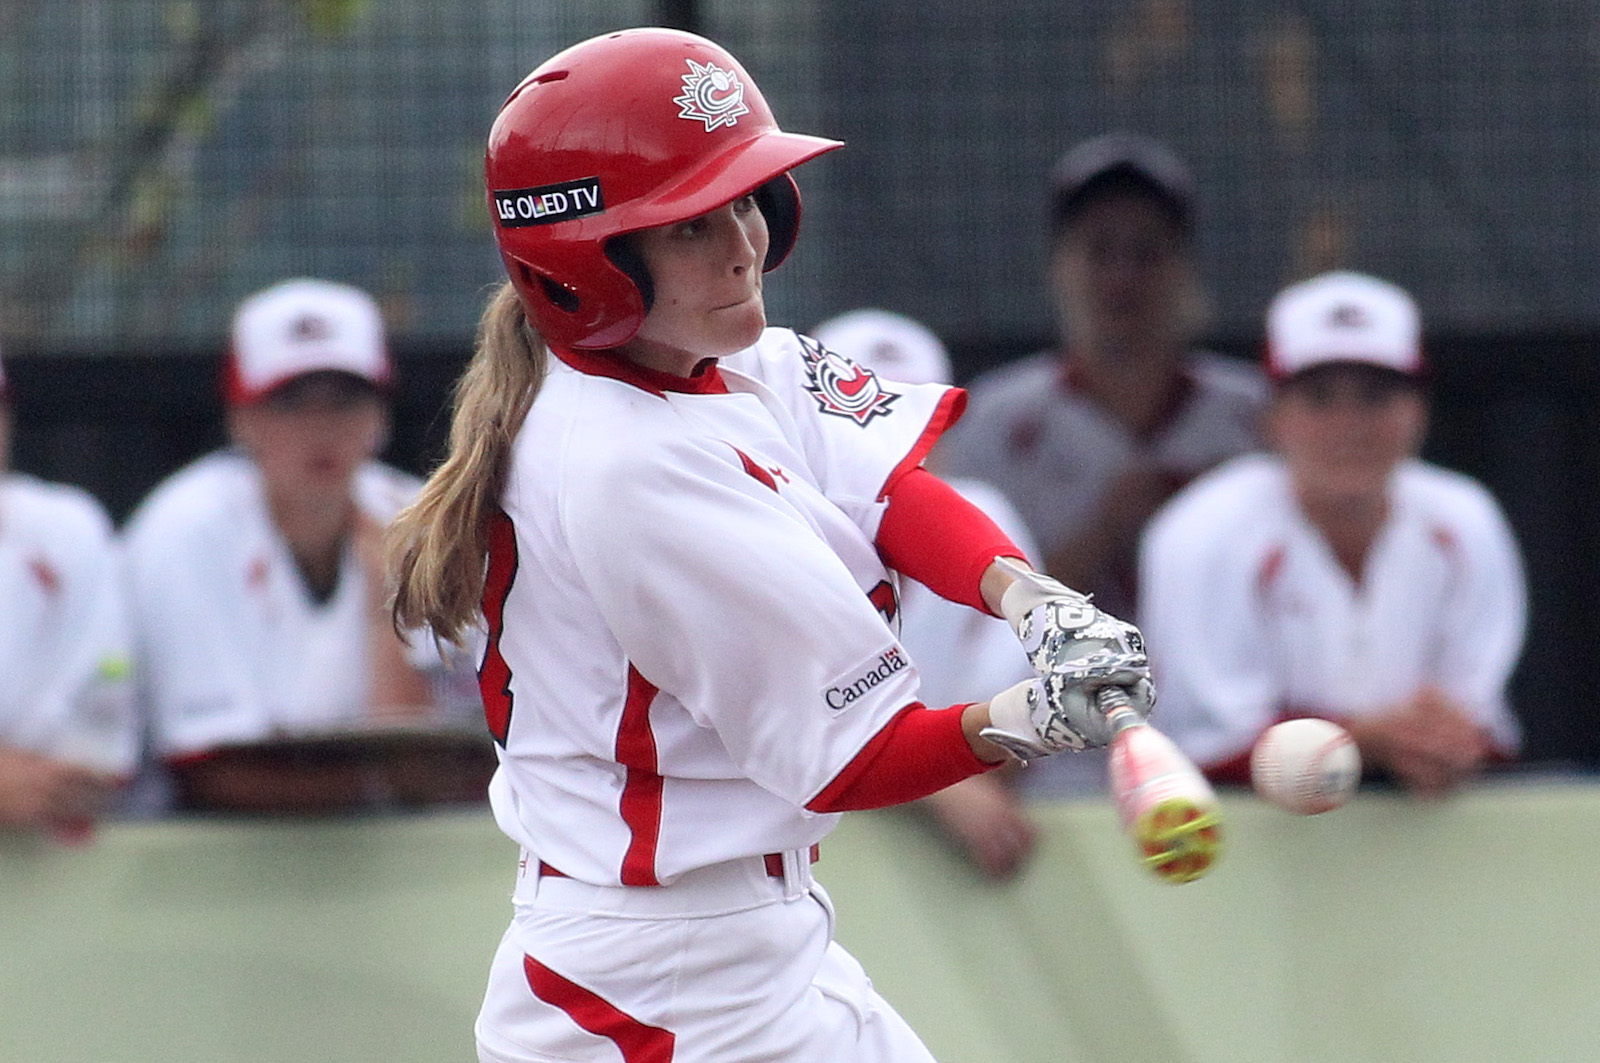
(523, 956, 675, 1062)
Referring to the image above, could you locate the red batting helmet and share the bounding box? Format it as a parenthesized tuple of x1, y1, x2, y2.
(486, 28, 843, 350)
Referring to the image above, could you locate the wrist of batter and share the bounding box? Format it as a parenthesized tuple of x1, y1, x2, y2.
(962, 701, 1013, 764)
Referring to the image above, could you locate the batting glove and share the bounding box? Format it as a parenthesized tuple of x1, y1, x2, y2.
(981, 557, 1156, 758)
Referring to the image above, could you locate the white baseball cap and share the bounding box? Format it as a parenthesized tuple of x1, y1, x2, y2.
(1266, 270, 1424, 381)
(810, 308, 953, 386)
(226, 278, 391, 405)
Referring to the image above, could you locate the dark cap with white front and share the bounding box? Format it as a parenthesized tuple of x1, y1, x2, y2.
(1050, 132, 1195, 237)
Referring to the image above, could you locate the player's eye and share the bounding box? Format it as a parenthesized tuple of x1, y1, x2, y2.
(731, 194, 757, 215)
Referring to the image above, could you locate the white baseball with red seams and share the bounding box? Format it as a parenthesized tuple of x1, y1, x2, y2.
(1250, 718, 1361, 815)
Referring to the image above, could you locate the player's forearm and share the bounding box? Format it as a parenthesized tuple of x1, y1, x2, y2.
(876, 467, 1024, 615)
(0, 744, 119, 833)
(979, 560, 1023, 617)
(961, 701, 1014, 764)
(367, 619, 435, 719)
(806, 703, 1004, 814)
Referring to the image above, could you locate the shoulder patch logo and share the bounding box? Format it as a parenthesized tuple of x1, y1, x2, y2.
(797, 334, 899, 426)
(675, 58, 750, 131)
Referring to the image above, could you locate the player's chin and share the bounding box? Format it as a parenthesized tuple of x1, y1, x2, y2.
(299, 459, 361, 492)
(707, 299, 767, 353)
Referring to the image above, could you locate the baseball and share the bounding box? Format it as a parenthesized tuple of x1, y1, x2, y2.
(1250, 719, 1361, 815)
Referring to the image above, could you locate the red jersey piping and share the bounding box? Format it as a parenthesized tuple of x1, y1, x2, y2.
(616, 665, 665, 886)
(876, 387, 968, 500)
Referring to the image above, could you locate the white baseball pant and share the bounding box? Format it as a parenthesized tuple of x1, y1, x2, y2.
(475, 851, 937, 1063)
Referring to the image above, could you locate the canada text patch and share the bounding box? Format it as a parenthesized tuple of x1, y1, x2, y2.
(494, 178, 604, 228)
(822, 647, 910, 714)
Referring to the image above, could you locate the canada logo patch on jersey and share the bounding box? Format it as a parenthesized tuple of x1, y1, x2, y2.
(797, 334, 899, 426)
(822, 646, 910, 714)
(675, 59, 750, 131)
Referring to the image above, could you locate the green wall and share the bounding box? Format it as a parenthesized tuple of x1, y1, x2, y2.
(2, 786, 1595, 1062)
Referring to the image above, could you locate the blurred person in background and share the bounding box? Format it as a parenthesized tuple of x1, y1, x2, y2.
(1139, 271, 1525, 796)
(0, 345, 138, 841)
(939, 132, 1265, 624)
(811, 308, 1040, 879)
(124, 278, 484, 815)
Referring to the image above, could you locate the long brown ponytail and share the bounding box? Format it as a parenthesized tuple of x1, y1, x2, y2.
(388, 282, 547, 646)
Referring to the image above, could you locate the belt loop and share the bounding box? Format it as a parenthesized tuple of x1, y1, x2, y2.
(517, 849, 544, 900)
(780, 848, 811, 900)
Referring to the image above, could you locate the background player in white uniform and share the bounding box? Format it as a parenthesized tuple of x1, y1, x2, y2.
(937, 134, 1266, 800)
(1140, 271, 1526, 796)
(0, 345, 137, 841)
(938, 132, 1267, 624)
(811, 308, 1041, 880)
(388, 29, 1154, 1063)
(125, 278, 481, 814)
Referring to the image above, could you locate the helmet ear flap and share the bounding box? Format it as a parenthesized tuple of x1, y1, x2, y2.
(504, 249, 649, 351)
(506, 258, 580, 318)
(536, 272, 580, 314)
(604, 237, 655, 315)
(755, 175, 801, 271)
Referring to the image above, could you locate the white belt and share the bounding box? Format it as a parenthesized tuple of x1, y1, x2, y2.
(513, 848, 817, 919)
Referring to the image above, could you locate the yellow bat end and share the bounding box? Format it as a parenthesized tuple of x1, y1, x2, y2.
(1133, 797, 1223, 884)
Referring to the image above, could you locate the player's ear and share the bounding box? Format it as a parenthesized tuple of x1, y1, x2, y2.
(225, 405, 255, 452)
(1262, 393, 1289, 451)
(0, 401, 12, 474)
(1403, 392, 1429, 454)
(369, 407, 392, 458)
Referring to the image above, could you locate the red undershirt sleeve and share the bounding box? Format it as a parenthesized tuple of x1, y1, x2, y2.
(875, 466, 1025, 616)
(807, 702, 999, 813)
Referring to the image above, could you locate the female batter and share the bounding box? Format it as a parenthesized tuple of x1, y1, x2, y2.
(389, 27, 1151, 1063)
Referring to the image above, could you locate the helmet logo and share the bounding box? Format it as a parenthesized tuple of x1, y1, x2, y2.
(494, 177, 606, 229)
(675, 59, 750, 131)
(798, 335, 900, 427)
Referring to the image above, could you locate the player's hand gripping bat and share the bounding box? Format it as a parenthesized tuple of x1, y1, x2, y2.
(981, 557, 1221, 882)
(982, 557, 1156, 756)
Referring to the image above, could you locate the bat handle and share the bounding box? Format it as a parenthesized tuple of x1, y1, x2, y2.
(1097, 686, 1142, 735)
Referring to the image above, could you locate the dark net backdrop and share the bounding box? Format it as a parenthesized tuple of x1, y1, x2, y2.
(3, 0, 1598, 762)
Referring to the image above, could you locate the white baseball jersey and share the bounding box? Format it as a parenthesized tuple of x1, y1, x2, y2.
(483, 328, 962, 886)
(1138, 453, 1527, 768)
(895, 477, 1037, 707)
(0, 474, 137, 775)
(124, 450, 468, 760)
(938, 349, 1267, 619)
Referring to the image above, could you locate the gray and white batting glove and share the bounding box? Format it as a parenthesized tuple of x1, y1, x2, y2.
(981, 557, 1156, 758)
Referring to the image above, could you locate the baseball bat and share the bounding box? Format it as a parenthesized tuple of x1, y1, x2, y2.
(1101, 687, 1223, 884)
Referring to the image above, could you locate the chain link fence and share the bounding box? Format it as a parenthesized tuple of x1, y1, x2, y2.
(5, 0, 1600, 762)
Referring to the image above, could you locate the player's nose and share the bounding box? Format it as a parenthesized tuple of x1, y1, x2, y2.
(726, 211, 764, 275)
